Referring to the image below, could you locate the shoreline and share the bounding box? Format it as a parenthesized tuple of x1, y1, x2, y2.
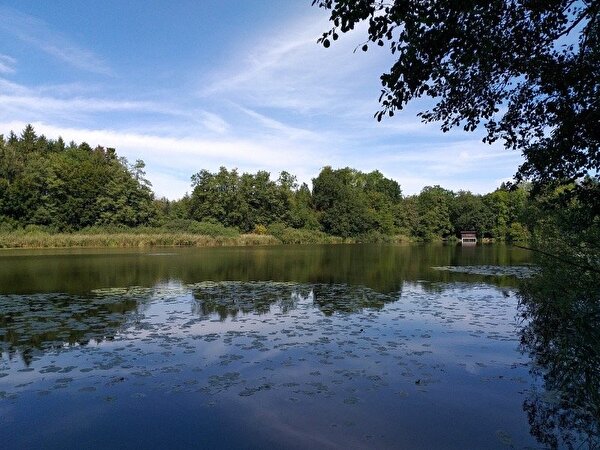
(0, 227, 515, 250)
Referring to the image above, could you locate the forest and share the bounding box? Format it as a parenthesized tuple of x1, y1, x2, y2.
(0, 125, 586, 244)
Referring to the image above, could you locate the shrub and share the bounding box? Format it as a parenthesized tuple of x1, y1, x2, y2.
(0, 216, 19, 232)
(253, 224, 268, 235)
(508, 222, 531, 242)
(355, 231, 394, 243)
(161, 219, 239, 237)
(160, 219, 199, 232)
(268, 223, 343, 244)
(191, 220, 239, 237)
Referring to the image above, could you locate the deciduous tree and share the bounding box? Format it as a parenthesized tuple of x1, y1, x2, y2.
(314, 1, 599, 205)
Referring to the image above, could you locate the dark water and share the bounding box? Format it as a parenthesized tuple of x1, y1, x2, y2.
(0, 244, 576, 448)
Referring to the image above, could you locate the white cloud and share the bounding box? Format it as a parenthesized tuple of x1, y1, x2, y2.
(143, 171, 192, 199)
(0, 78, 28, 95)
(0, 79, 229, 130)
(198, 13, 389, 114)
(0, 54, 16, 74)
(234, 104, 322, 141)
(0, 121, 332, 198)
(0, 94, 165, 114)
(0, 6, 112, 75)
(199, 111, 229, 134)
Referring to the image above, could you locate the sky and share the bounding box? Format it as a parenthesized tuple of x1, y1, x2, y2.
(0, 0, 524, 199)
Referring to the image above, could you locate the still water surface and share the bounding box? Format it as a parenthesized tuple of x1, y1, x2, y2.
(0, 244, 546, 448)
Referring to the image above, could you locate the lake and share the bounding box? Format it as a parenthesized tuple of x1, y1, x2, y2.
(0, 244, 570, 448)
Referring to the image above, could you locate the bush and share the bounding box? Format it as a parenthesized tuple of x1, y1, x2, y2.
(194, 221, 239, 237)
(24, 224, 59, 234)
(80, 225, 133, 234)
(355, 231, 394, 243)
(253, 224, 268, 235)
(161, 219, 239, 237)
(267, 222, 286, 238)
(267, 223, 343, 244)
(0, 216, 19, 232)
(508, 222, 530, 242)
(160, 219, 199, 232)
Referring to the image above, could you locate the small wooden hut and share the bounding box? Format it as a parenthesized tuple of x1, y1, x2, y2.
(460, 231, 477, 244)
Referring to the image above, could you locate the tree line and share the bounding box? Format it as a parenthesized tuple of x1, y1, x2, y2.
(0, 125, 155, 231)
(0, 125, 565, 241)
(175, 165, 533, 241)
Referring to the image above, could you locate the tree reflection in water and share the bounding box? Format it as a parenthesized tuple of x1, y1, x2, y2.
(518, 248, 600, 449)
(190, 281, 399, 319)
(190, 282, 306, 319)
(0, 288, 152, 365)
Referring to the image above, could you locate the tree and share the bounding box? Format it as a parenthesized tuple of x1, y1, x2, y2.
(189, 167, 295, 231)
(313, 1, 600, 206)
(289, 182, 320, 229)
(239, 170, 290, 229)
(484, 189, 511, 238)
(415, 185, 453, 239)
(189, 167, 247, 228)
(396, 195, 419, 236)
(450, 191, 494, 237)
(312, 166, 373, 237)
(518, 222, 600, 449)
(361, 170, 402, 234)
(0, 126, 156, 230)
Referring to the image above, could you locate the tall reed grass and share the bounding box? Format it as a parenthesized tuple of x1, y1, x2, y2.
(0, 223, 412, 249)
(0, 230, 280, 249)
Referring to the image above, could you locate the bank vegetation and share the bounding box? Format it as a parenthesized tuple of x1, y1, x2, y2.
(1, 126, 595, 248)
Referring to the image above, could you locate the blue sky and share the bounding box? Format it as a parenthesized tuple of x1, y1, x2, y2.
(0, 0, 523, 199)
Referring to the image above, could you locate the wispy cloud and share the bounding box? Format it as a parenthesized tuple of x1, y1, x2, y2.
(0, 6, 112, 75)
(199, 111, 229, 134)
(0, 94, 164, 114)
(0, 121, 330, 198)
(0, 78, 232, 135)
(0, 78, 28, 95)
(198, 13, 388, 115)
(0, 53, 16, 74)
(234, 104, 322, 141)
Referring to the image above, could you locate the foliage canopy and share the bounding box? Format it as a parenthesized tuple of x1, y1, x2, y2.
(0, 125, 156, 230)
(313, 0, 599, 198)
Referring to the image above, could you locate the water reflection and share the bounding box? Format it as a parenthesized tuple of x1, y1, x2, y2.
(519, 261, 600, 449)
(0, 244, 531, 295)
(1, 281, 405, 360)
(191, 281, 399, 319)
(5, 245, 577, 449)
(0, 289, 151, 364)
(191, 282, 305, 318)
(0, 244, 533, 361)
(2, 279, 536, 449)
